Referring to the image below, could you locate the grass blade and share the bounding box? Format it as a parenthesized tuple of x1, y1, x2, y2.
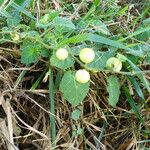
(123, 86, 144, 124)
(128, 76, 145, 100)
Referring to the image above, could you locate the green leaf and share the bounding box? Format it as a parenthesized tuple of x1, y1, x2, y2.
(123, 87, 144, 124)
(7, 13, 21, 27)
(60, 71, 90, 106)
(76, 127, 83, 135)
(0, 9, 11, 18)
(53, 16, 76, 30)
(21, 31, 40, 38)
(117, 53, 127, 62)
(106, 76, 120, 107)
(21, 40, 42, 64)
(86, 50, 115, 70)
(127, 59, 150, 93)
(58, 34, 87, 47)
(119, 26, 150, 42)
(128, 76, 145, 100)
(58, 33, 133, 53)
(87, 33, 131, 51)
(0, 0, 4, 5)
(145, 52, 150, 64)
(10, 2, 36, 20)
(21, 47, 39, 64)
(70, 44, 87, 56)
(36, 11, 59, 29)
(129, 44, 150, 57)
(50, 52, 75, 70)
(88, 19, 111, 35)
(41, 48, 50, 57)
(71, 109, 81, 121)
(143, 17, 150, 24)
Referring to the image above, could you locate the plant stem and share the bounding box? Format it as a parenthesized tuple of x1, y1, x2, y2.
(49, 67, 56, 146)
(14, 64, 30, 89)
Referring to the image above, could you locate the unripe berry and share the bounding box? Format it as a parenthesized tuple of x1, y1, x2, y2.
(75, 69, 90, 83)
(79, 48, 95, 64)
(56, 48, 68, 60)
(106, 57, 122, 72)
(11, 32, 20, 41)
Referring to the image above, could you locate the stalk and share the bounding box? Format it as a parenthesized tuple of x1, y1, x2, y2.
(49, 67, 56, 146)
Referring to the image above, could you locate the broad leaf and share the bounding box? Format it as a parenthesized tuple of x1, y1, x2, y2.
(106, 75, 120, 107)
(60, 71, 90, 106)
(50, 53, 75, 70)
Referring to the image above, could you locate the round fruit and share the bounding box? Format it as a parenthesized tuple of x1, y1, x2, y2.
(56, 48, 68, 60)
(11, 32, 20, 41)
(75, 69, 90, 83)
(106, 57, 122, 72)
(79, 48, 95, 64)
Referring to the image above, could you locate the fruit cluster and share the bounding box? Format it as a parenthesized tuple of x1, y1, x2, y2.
(56, 48, 122, 83)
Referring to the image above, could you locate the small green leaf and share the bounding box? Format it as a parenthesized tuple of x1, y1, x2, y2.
(21, 48, 39, 64)
(106, 75, 120, 107)
(60, 71, 90, 106)
(50, 52, 75, 70)
(71, 109, 81, 121)
(76, 127, 83, 135)
(21, 40, 42, 64)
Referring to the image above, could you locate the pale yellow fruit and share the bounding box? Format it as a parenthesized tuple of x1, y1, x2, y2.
(56, 48, 68, 60)
(106, 57, 122, 72)
(11, 32, 20, 41)
(79, 48, 95, 64)
(75, 69, 90, 83)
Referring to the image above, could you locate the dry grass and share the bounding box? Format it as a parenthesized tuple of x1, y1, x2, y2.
(1, 51, 150, 149)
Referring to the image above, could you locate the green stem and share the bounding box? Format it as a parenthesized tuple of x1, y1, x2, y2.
(14, 64, 30, 89)
(49, 67, 56, 146)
